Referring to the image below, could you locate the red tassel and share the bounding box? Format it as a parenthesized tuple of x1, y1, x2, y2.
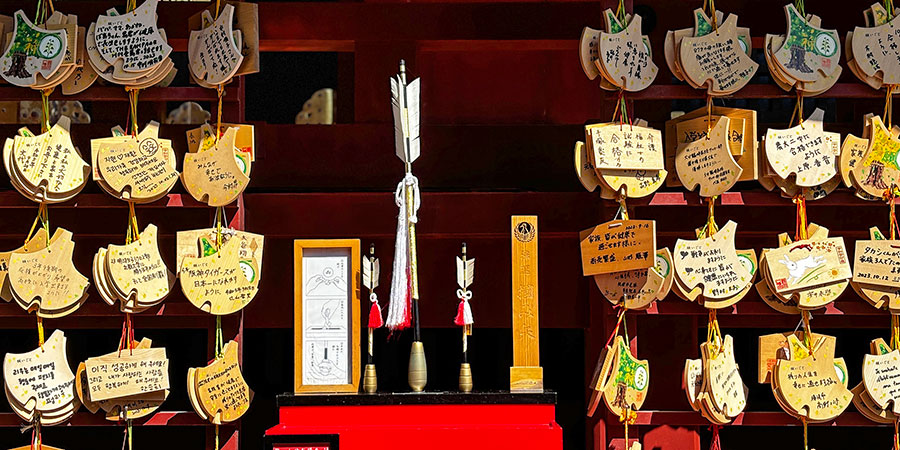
(401, 266, 412, 329)
(454, 301, 466, 326)
(368, 302, 383, 329)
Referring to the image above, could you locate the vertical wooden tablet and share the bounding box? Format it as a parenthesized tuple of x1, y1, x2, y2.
(510, 216, 542, 392)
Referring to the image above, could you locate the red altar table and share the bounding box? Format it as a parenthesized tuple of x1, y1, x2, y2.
(264, 392, 562, 450)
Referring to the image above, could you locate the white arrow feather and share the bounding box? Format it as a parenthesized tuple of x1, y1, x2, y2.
(391, 75, 420, 164)
(362, 257, 380, 290)
(456, 257, 475, 289)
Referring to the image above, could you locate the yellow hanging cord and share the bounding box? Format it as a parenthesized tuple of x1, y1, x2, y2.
(39, 89, 52, 133)
(216, 84, 225, 142)
(34, 0, 55, 26)
(706, 94, 714, 137)
(36, 316, 44, 348)
(892, 315, 900, 351)
(802, 417, 808, 450)
(615, 0, 626, 23)
(126, 0, 137, 13)
(703, 0, 718, 31)
(885, 85, 895, 129)
(126, 88, 140, 136)
(127, 202, 140, 243)
(802, 310, 814, 358)
(795, 0, 805, 17)
(894, 417, 899, 450)
(216, 316, 224, 359)
(793, 195, 808, 241)
(215, 423, 220, 450)
(887, 0, 896, 21)
(707, 309, 723, 356)
(699, 196, 719, 239)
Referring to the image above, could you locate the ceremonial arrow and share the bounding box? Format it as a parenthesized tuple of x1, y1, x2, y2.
(386, 60, 427, 392)
(362, 244, 381, 393)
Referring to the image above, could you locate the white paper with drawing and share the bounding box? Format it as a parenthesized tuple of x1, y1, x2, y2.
(302, 252, 350, 385)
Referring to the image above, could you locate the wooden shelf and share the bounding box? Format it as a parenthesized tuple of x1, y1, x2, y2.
(0, 411, 216, 427)
(631, 411, 883, 427)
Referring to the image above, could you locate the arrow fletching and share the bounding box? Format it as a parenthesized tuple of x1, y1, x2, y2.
(363, 257, 380, 290)
(456, 256, 475, 289)
(391, 74, 421, 164)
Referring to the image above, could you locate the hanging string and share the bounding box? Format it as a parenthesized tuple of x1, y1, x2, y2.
(707, 309, 723, 356)
(789, 90, 805, 129)
(802, 417, 809, 450)
(885, 85, 895, 129)
(24, 203, 48, 349)
(34, 0, 54, 26)
(703, 0, 718, 31)
(126, 88, 140, 136)
(802, 310, 814, 358)
(886, 0, 896, 21)
(614, 190, 630, 221)
(216, 84, 225, 142)
(698, 196, 719, 239)
(215, 424, 220, 450)
(709, 425, 722, 450)
(894, 417, 899, 450)
(126, 0, 137, 13)
(215, 316, 224, 359)
(214, 206, 227, 251)
(611, 90, 632, 127)
(706, 94, 714, 137)
(621, 404, 635, 450)
(793, 195, 808, 240)
(30, 420, 41, 450)
(615, 0, 626, 23)
(795, 0, 805, 17)
(39, 89, 52, 133)
(893, 314, 900, 351)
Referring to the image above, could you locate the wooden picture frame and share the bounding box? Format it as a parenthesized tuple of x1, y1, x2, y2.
(293, 239, 361, 394)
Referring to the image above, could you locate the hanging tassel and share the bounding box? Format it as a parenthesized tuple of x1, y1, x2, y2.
(386, 174, 419, 330)
(368, 293, 384, 329)
(454, 289, 474, 327)
(709, 425, 722, 450)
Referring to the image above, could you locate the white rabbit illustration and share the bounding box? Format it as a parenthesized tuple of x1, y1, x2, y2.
(778, 254, 826, 285)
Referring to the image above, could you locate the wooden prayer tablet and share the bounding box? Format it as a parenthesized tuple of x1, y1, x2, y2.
(61, 26, 99, 95)
(602, 336, 649, 418)
(772, 5, 841, 83)
(188, 1, 259, 78)
(852, 14, 900, 84)
(176, 227, 264, 275)
(188, 4, 244, 86)
(862, 349, 900, 414)
(579, 26, 603, 80)
(773, 335, 852, 422)
(678, 15, 758, 95)
(181, 236, 260, 315)
(6, 116, 90, 203)
(840, 133, 870, 188)
(93, 0, 171, 75)
(104, 224, 175, 311)
(765, 108, 837, 187)
(182, 126, 251, 207)
(598, 13, 658, 92)
(675, 116, 742, 197)
(594, 248, 672, 310)
(0, 228, 48, 293)
(84, 347, 169, 402)
(765, 237, 851, 294)
(293, 240, 360, 394)
(7, 228, 89, 318)
(702, 335, 748, 419)
(854, 238, 900, 289)
(95, 122, 179, 203)
(75, 338, 168, 421)
(189, 340, 252, 424)
(510, 216, 543, 393)
(588, 124, 664, 171)
(579, 220, 655, 276)
(853, 116, 900, 198)
(3, 330, 77, 425)
(187, 122, 255, 161)
(587, 344, 614, 417)
(683, 358, 703, 411)
(673, 221, 753, 300)
(0, 11, 67, 87)
(697, 248, 757, 310)
(573, 141, 601, 193)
